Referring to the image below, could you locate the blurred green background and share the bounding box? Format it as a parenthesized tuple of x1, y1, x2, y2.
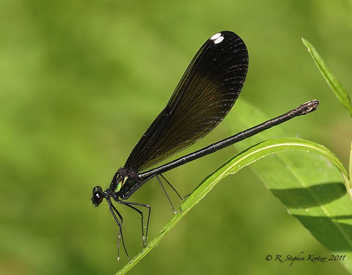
(1, 0, 352, 274)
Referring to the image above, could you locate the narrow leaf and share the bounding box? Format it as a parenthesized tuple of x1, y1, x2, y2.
(302, 38, 352, 116)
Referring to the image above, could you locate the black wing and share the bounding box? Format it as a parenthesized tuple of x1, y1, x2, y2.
(125, 31, 248, 172)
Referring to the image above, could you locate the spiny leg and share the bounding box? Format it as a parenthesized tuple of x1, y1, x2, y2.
(108, 200, 130, 261)
(123, 203, 149, 247)
(119, 200, 151, 247)
(159, 174, 190, 200)
(157, 174, 189, 214)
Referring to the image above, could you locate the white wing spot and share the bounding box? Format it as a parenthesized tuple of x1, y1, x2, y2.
(210, 32, 224, 44)
(210, 32, 221, 40)
(214, 36, 224, 44)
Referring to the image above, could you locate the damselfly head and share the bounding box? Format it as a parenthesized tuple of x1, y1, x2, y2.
(91, 186, 104, 207)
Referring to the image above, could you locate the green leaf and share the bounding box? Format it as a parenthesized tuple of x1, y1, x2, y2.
(117, 138, 352, 274)
(350, 142, 352, 188)
(246, 140, 352, 272)
(302, 38, 352, 116)
(227, 100, 352, 271)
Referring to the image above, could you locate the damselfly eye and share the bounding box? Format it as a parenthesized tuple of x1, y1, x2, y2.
(91, 186, 104, 207)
